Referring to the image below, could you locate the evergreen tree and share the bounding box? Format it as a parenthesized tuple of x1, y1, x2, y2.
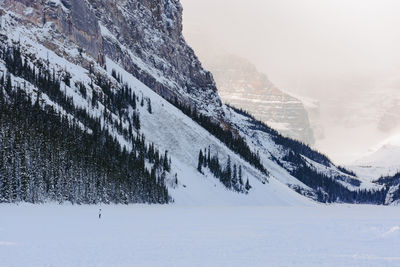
(245, 178, 251, 191)
(224, 156, 232, 188)
(203, 148, 207, 167)
(232, 164, 238, 190)
(239, 165, 243, 186)
(147, 98, 152, 114)
(163, 151, 170, 172)
(0, 44, 172, 204)
(197, 150, 203, 173)
(207, 146, 211, 165)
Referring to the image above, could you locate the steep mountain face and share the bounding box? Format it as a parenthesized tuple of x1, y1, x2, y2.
(3, 0, 222, 116)
(0, 1, 307, 205)
(293, 95, 324, 141)
(209, 55, 315, 145)
(0, 0, 395, 205)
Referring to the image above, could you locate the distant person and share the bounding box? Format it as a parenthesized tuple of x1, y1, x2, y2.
(99, 209, 102, 219)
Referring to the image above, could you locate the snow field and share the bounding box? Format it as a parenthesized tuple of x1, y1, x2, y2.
(0, 204, 400, 267)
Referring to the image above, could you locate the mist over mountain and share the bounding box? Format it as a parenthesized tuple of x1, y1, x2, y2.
(349, 134, 400, 181)
(207, 54, 315, 145)
(181, 0, 400, 164)
(0, 0, 399, 207)
(1, 1, 400, 265)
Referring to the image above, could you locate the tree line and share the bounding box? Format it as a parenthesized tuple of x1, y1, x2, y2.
(197, 147, 251, 193)
(227, 105, 389, 204)
(171, 98, 269, 176)
(0, 44, 171, 204)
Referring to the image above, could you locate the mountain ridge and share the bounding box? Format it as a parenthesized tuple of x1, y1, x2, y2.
(0, 0, 396, 205)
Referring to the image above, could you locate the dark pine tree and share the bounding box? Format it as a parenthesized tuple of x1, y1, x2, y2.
(197, 150, 203, 173)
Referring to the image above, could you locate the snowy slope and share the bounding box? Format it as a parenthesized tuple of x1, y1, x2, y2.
(0, 5, 387, 205)
(226, 106, 379, 192)
(106, 58, 313, 206)
(350, 134, 400, 180)
(0, 10, 314, 206)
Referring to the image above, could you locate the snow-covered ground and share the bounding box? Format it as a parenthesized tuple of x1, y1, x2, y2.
(1, 204, 399, 267)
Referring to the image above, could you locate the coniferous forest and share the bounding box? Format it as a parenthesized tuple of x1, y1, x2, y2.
(197, 147, 252, 193)
(0, 44, 392, 205)
(0, 44, 171, 204)
(172, 99, 269, 176)
(227, 106, 388, 204)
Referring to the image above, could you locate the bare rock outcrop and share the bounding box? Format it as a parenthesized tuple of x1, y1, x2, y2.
(2, 0, 222, 116)
(209, 55, 315, 145)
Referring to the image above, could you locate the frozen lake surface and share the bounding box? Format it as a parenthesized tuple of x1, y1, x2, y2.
(0, 204, 399, 266)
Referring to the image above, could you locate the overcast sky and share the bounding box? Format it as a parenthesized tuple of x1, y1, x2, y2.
(181, 0, 400, 163)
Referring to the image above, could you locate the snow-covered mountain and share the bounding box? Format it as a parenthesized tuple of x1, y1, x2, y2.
(349, 134, 400, 180)
(0, 0, 395, 205)
(311, 78, 400, 164)
(208, 55, 315, 145)
(347, 135, 400, 204)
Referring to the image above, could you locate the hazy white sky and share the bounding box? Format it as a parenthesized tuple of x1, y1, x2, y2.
(181, 0, 400, 95)
(181, 0, 400, 163)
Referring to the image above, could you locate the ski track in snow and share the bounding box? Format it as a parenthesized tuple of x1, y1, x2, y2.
(0, 204, 400, 267)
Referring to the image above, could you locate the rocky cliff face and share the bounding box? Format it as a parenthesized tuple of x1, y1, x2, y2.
(3, 0, 102, 59)
(1, 0, 385, 204)
(2, 0, 222, 116)
(209, 55, 315, 145)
